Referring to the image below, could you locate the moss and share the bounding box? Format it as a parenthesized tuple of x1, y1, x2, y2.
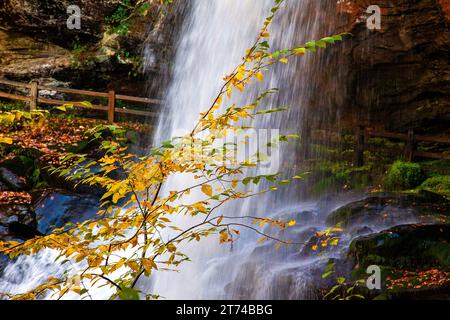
(383, 161, 425, 190)
(419, 175, 450, 199)
(349, 225, 450, 272)
(0, 100, 27, 112)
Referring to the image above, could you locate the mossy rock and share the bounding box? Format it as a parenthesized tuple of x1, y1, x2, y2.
(419, 175, 450, 199)
(326, 190, 450, 228)
(348, 224, 450, 271)
(0, 147, 45, 190)
(383, 161, 425, 190)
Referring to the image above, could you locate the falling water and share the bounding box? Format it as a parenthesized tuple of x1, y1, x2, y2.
(0, 0, 351, 300)
(141, 0, 349, 299)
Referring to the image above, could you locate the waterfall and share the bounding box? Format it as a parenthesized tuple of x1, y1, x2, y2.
(0, 0, 348, 300)
(141, 0, 347, 299)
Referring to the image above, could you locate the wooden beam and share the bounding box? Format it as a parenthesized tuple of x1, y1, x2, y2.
(38, 85, 109, 98)
(0, 78, 32, 89)
(355, 125, 365, 167)
(366, 130, 408, 141)
(29, 82, 38, 111)
(405, 129, 415, 162)
(414, 151, 450, 160)
(115, 108, 158, 118)
(415, 135, 450, 144)
(0, 91, 31, 102)
(115, 94, 161, 105)
(108, 90, 116, 123)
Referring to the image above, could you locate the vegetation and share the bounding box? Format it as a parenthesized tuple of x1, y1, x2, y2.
(383, 161, 425, 191)
(0, 0, 347, 300)
(419, 175, 450, 198)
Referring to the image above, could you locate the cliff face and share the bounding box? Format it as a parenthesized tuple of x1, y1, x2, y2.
(0, 1, 448, 132)
(0, 0, 187, 97)
(0, 0, 121, 43)
(339, 0, 450, 132)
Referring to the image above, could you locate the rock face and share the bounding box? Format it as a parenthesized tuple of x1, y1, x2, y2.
(33, 189, 99, 234)
(348, 224, 450, 270)
(0, 1, 187, 97)
(347, 224, 450, 299)
(326, 190, 450, 230)
(339, 0, 450, 132)
(0, 204, 38, 241)
(0, 31, 71, 81)
(0, 0, 121, 42)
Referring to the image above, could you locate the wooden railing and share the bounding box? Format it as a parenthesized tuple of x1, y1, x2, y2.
(305, 125, 450, 165)
(355, 126, 450, 165)
(0, 78, 161, 123)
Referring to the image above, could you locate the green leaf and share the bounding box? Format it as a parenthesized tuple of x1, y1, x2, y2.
(119, 287, 140, 300)
(256, 107, 287, 115)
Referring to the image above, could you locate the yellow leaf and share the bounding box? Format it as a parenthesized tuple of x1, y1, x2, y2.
(219, 231, 229, 243)
(294, 47, 306, 55)
(167, 243, 177, 253)
(231, 179, 238, 189)
(0, 136, 13, 144)
(287, 220, 296, 227)
(201, 184, 213, 197)
(312, 245, 318, 251)
(256, 72, 264, 82)
(279, 58, 288, 64)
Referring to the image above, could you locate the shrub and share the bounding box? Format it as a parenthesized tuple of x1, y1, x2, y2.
(420, 175, 450, 198)
(384, 161, 425, 190)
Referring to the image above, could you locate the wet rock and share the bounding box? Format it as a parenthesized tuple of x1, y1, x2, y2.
(348, 224, 450, 271)
(0, 168, 28, 191)
(326, 190, 450, 229)
(33, 189, 100, 234)
(0, 204, 37, 240)
(0, 253, 9, 276)
(0, 153, 42, 191)
(346, 224, 450, 299)
(0, 181, 9, 192)
(38, 159, 105, 197)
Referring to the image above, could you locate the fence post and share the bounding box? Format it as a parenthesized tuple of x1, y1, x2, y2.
(355, 125, 365, 167)
(29, 81, 38, 111)
(108, 90, 116, 123)
(301, 124, 312, 160)
(405, 129, 415, 162)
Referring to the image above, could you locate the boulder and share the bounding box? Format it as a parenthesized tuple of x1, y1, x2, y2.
(0, 204, 38, 240)
(33, 189, 100, 234)
(326, 190, 450, 230)
(348, 224, 450, 271)
(346, 224, 450, 299)
(0, 168, 28, 191)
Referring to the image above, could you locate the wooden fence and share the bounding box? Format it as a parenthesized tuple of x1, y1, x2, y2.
(1, 78, 449, 163)
(0, 78, 161, 123)
(305, 125, 450, 166)
(354, 126, 450, 165)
